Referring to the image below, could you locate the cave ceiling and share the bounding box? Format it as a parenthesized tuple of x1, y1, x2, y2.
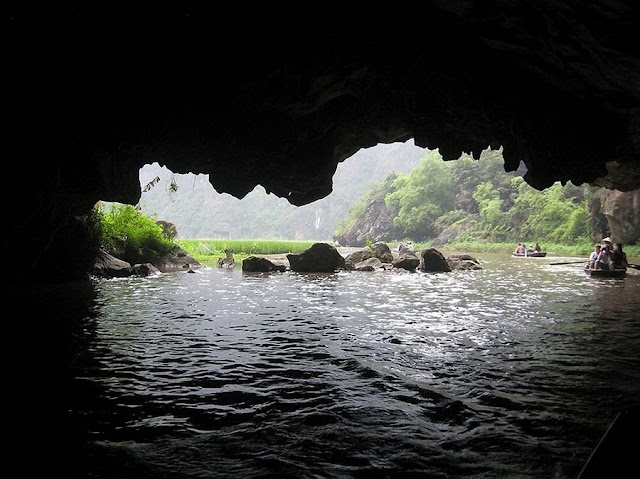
(6, 3, 640, 228)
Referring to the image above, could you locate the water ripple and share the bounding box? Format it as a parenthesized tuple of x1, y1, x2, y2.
(61, 254, 640, 478)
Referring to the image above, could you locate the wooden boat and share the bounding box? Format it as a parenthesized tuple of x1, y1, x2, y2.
(512, 251, 547, 258)
(584, 267, 627, 278)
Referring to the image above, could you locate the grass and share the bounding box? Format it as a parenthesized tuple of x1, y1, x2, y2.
(177, 239, 320, 267)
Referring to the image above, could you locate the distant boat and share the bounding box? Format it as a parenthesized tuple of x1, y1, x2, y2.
(512, 251, 547, 258)
(584, 267, 627, 278)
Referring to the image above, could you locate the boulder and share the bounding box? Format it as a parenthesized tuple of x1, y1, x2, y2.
(345, 248, 373, 267)
(131, 263, 161, 276)
(92, 246, 199, 278)
(392, 252, 421, 271)
(91, 250, 133, 278)
(242, 256, 287, 272)
(447, 254, 483, 270)
(354, 257, 385, 271)
(420, 248, 452, 273)
(287, 243, 346, 273)
(154, 246, 201, 272)
(371, 242, 394, 263)
(92, 252, 159, 278)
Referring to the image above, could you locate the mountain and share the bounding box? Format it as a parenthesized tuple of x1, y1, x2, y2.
(137, 140, 425, 239)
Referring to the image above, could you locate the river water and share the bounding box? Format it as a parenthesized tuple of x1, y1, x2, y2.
(13, 253, 640, 478)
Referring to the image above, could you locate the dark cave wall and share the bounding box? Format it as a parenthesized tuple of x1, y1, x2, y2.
(5, 3, 640, 283)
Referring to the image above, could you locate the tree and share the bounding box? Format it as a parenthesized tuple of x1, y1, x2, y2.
(385, 150, 455, 239)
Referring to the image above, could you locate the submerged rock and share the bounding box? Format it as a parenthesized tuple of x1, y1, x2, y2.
(447, 254, 483, 271)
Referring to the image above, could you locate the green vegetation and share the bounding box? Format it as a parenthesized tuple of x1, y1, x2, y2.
(95, 203, 320, 268)
(94, 202, 176, 265)
(337, 148, 635, 251)
(177, 239, 318, 267)
(385, 151, 456, 238)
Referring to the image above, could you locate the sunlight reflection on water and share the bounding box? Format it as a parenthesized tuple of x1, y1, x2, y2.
(59, 253, 640, 478)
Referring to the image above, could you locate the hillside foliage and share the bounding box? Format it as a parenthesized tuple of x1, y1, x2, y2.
(336, 148, 599, 247)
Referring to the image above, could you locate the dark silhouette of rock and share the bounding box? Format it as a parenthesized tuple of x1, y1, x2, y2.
(131, 263, 161, 276)
(91, 250, 160, 278)
(420, 248, 452, 273)
(242, 256, 287, 272)
(91, 250, 134, 278)
(287, 243, 346, 273)
(91, 246, 199, 278)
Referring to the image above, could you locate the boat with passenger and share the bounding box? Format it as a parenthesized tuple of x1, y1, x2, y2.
(584, 267, 627, 278)
(512, 242, 546, 257)
(512, 251, 547, 258)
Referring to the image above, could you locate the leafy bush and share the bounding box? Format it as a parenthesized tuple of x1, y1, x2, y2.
(94, 202, 176, 264)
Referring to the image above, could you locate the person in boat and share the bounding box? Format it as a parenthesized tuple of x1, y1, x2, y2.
(533, 243, 541, 253)
(514, 243, 524, 254)
(612, 243, 629, 269)
(588, 243, 601, 269)
(595, 237, 614, 270)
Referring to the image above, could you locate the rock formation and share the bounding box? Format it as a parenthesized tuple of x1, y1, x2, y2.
(392, 252, 421, 272)
(371, 242, 395, 263)
(344, 249, 374, 266)
(446, 254, 483, 271)
(598, 190, 640, 243)
(421, 248, 453, 273)
(242, 256, 287, 273)
(6, 4, 640, 284)
(91, 250, 161, 278)
(287, 243, 347, 273)
(353, 257, 385, 272)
